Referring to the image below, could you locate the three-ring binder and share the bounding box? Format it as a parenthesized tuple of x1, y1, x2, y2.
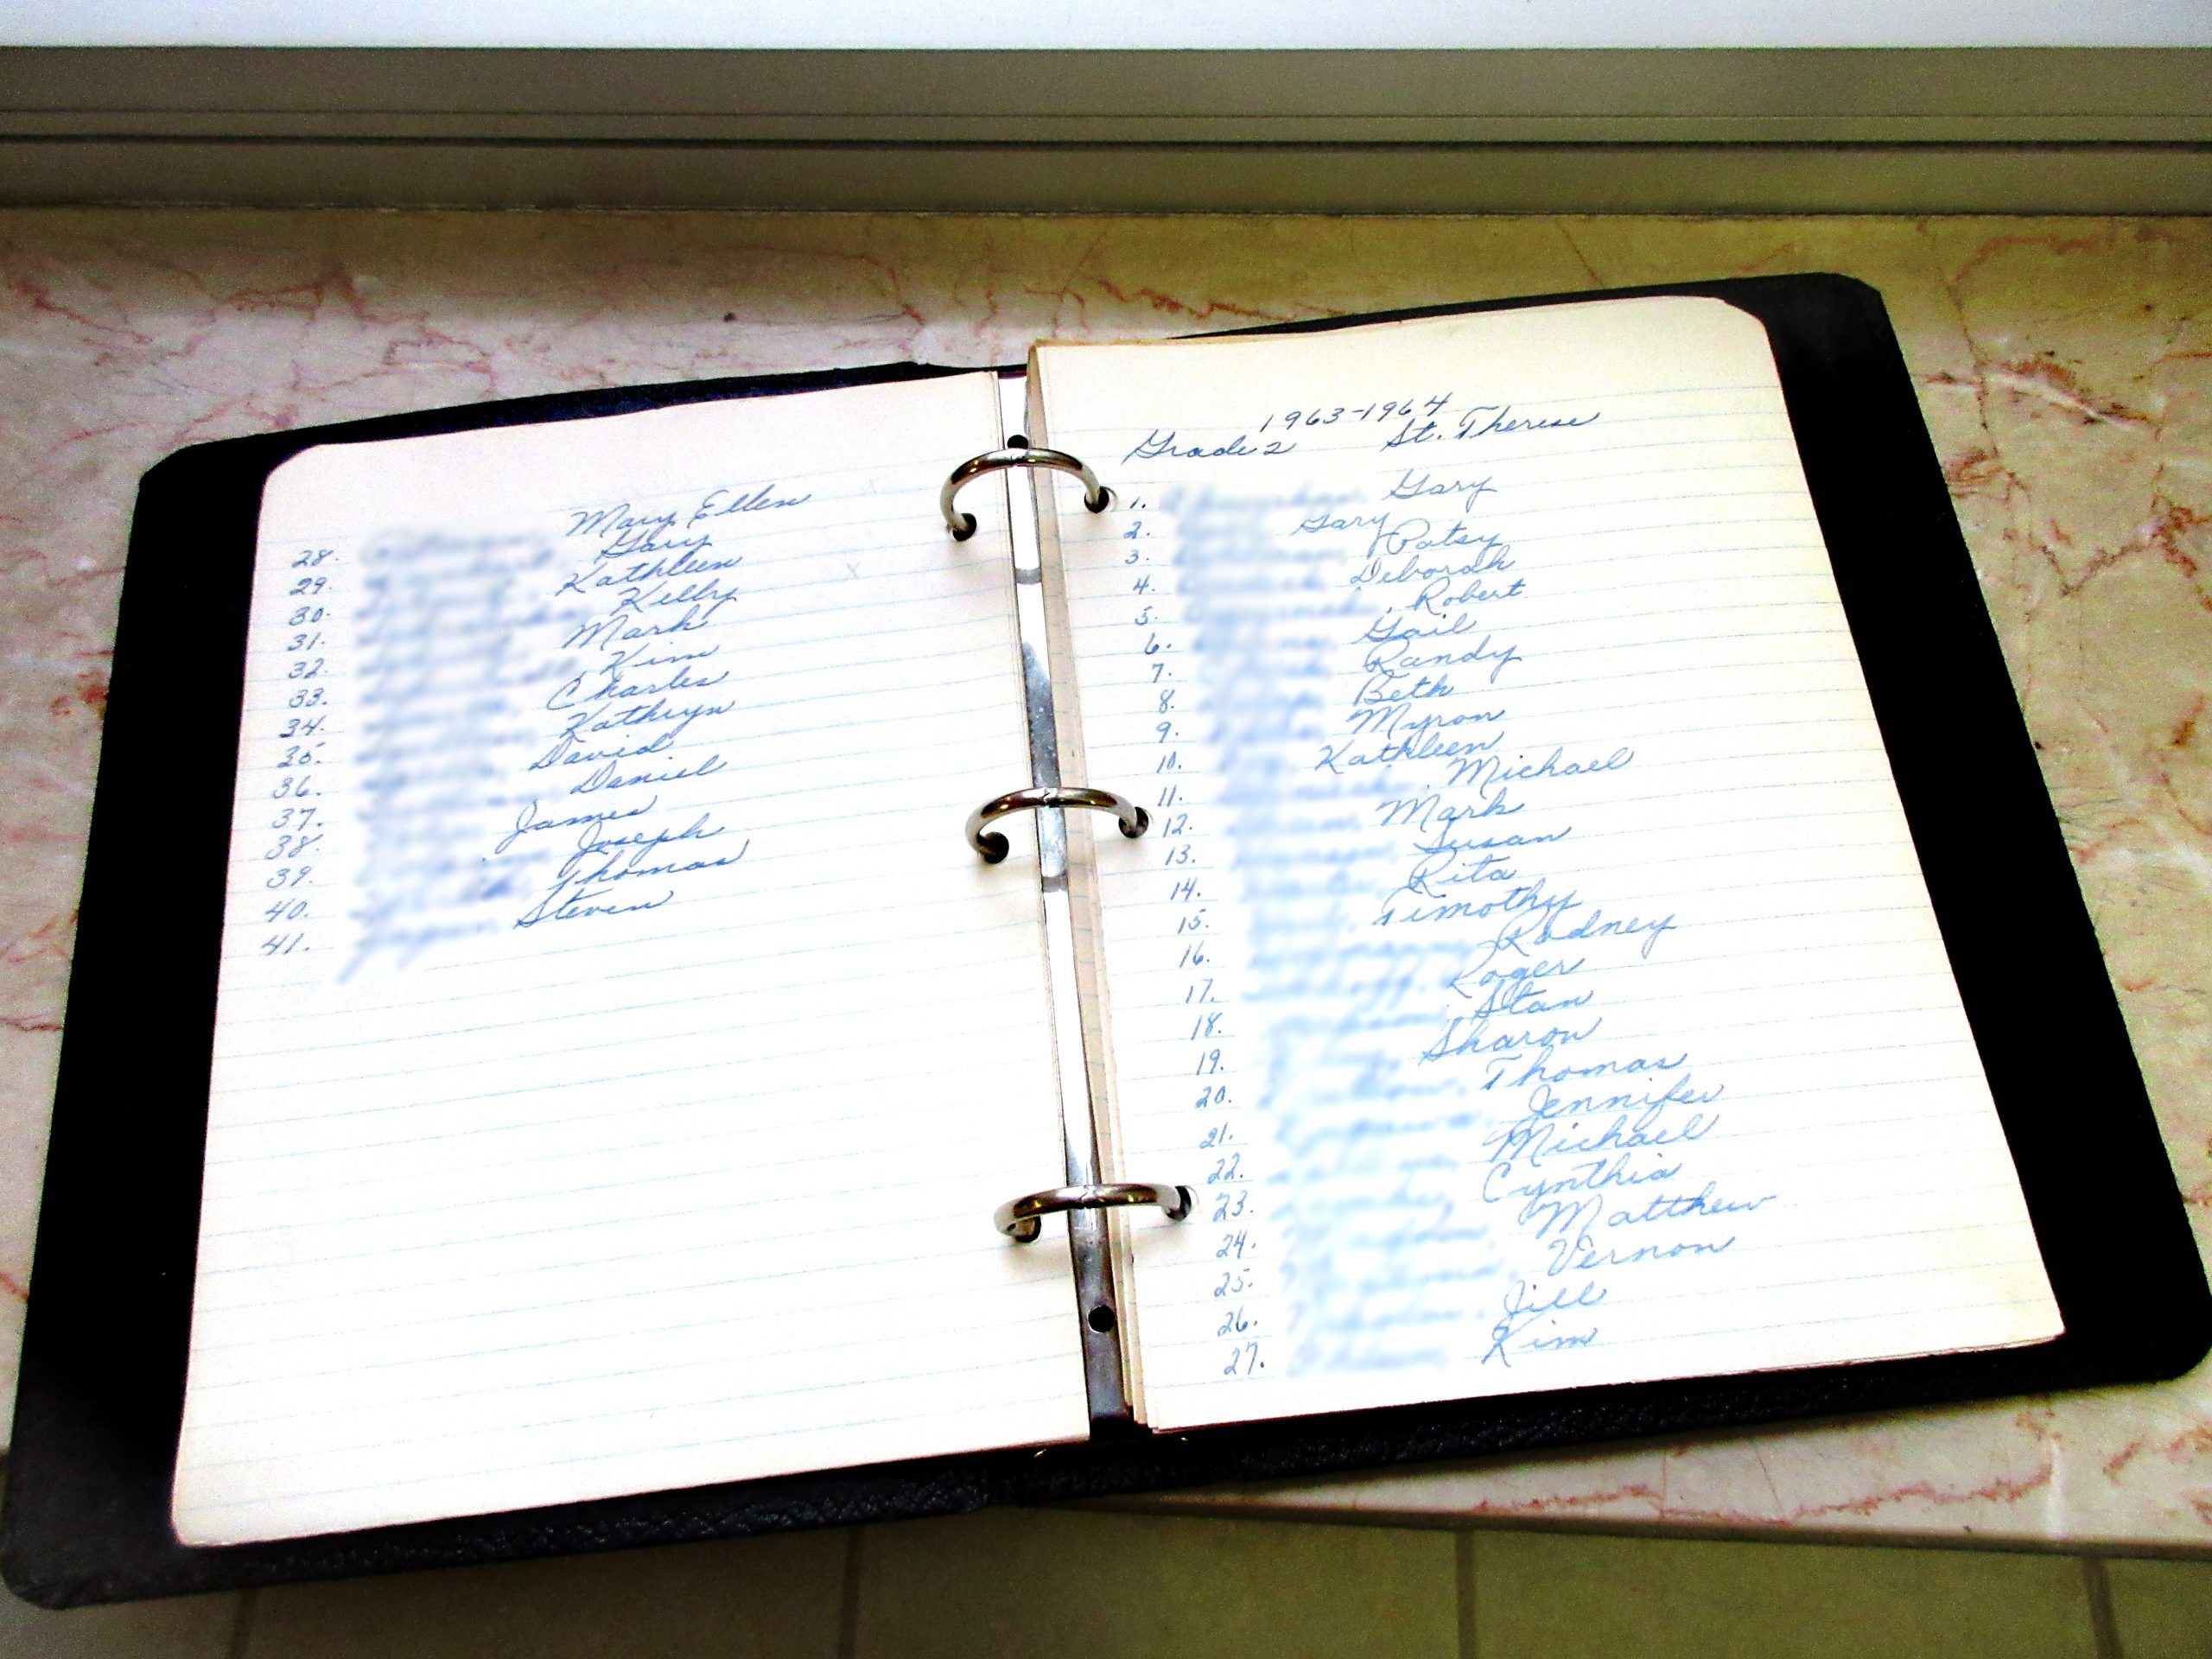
(995, 1182, 1194, 1244)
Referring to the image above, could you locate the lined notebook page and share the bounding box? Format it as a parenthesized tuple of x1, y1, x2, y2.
(174, 372, 1089, 1545)
(1033, 298, 2062, 1432)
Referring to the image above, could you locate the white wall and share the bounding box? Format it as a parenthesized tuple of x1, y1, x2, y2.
(6, 0, 2210, 49)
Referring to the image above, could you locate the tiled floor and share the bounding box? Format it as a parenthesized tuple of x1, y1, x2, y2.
(3, 1508, 2207, 1658)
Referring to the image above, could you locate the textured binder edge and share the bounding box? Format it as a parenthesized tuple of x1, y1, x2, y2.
(6, 278, 2206, 1607)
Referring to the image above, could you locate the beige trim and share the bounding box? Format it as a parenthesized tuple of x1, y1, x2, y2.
(5, 48, 2209, 122)
(2, 48, 2206, 212)
(4, 140, 2203, 214)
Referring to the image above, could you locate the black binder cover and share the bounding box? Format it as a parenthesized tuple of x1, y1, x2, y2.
(7, 275, 2206, 1606)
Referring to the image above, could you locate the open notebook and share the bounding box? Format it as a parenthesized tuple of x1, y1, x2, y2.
(9, 276, 2205, 1603)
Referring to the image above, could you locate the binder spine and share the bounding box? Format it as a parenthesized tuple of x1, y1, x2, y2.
(950, 436, 1178, 1424)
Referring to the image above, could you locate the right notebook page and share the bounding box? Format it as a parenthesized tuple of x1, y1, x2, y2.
(1033, 296, 2064, 1431)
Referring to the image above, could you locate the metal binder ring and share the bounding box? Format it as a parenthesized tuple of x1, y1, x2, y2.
(967, 786, 1149, 863)
(941, 444, 1113, 540)
(995, 1182, 1195, 1243)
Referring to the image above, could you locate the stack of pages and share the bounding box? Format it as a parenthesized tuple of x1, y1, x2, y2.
(178, 296, 2061, 1542)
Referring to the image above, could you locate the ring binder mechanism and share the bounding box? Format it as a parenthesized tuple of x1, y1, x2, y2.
(941, 440, 1113, 540)
(995, 1182, 1195, 1244)
(967, 785, 1149, 862)
(960, 428, 1165, 1422)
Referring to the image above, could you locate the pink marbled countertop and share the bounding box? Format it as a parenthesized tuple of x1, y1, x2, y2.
(0, 211, 2205, 1550)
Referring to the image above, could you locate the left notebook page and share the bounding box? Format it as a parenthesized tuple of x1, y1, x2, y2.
(172, 372, 1090, 1546)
